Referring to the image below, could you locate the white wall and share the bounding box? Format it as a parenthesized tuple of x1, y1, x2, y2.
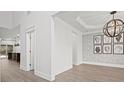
(13, 11, 82, 80)
(82, 33, 124, 66)
(53, 17, 73, 75)
(53, 17, 83, 75)
(72, 31, 82, 65)
(13, 11, 56, 81)
(72, 33, 78, 65)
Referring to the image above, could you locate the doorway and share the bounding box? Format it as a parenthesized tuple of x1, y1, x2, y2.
(26, 26, 36, 71)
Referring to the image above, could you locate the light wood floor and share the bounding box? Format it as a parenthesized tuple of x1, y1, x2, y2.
(55, 64, 124, 82)
(1, 59, 124, 82)
(0, 59, 48, 82)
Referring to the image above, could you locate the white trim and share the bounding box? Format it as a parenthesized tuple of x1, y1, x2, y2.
(82, 30, 101, 35)
(76, 16, 103, 29)
(82, 29, 102, 35)
(26, 25, 36, 71)
(55, 17, 102, 35)
(73, 62, 82, 66)
(55, 65, 73, 76)
(50, 16, 55, 76)
(26, 25, 35, 33)
(34, 26, 37, 74)
(35, 70, 55, 81)
(54, 17, 81, 33)
(73, 62, 78, 65)
(50, 11, 60, 16)
(82, 61, 124, 68)
(20, 65, 29, 71)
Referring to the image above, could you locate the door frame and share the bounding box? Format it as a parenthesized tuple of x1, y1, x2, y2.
(26, 25, 36, 71)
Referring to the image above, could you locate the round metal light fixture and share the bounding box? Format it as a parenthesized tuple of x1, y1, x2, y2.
(103, 11, 124, 37)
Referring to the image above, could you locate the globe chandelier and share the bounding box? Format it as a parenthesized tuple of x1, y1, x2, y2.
(103, 11, 124, 37)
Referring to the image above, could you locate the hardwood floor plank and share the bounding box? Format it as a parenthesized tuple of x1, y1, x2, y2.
(1, 59, 124, 82)
(54, 64, 124, 82)
(1, 59, 48, 82)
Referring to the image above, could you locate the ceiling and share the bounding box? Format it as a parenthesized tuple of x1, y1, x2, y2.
(0, 11, 14, 29)
(54, 11, 124, 34)
(0, 11, 20, 38)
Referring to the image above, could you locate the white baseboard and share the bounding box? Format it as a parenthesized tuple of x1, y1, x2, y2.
(55, 65, 73, 75)
(73, 62, 82, 66)
(20, 65, 27, 71)
(35, 70, 55, 81)
(82, 61, 124, 68)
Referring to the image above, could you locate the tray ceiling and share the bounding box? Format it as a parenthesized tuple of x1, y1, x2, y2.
(55, 11, 124, 34)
